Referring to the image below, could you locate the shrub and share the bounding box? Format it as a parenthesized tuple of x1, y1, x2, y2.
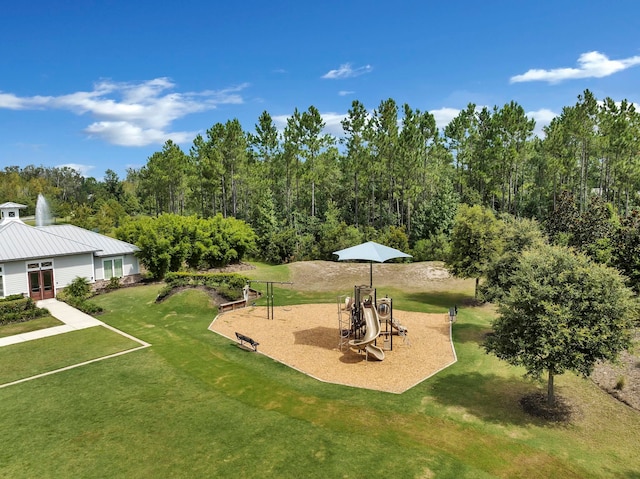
(0, 297, 31, 316)
(65, 276, 91, 300)
(57, 286, 103, 315)
(60, 294, 103, 315)
(412, 234, 450, 262)
(106, 276, 121, 290)
(156, 272, 248, 302)
(115, 213, 257, 279)
(216, 285, 243, 301)
(0, 296, 49, 325)
(0, 294, 27, 303)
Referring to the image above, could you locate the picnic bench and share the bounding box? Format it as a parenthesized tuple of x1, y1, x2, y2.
(235, 332, 259, 352)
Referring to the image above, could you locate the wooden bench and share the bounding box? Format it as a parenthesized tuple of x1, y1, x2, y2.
(219, 299, 248, 313)
(235, 332, 259, 352)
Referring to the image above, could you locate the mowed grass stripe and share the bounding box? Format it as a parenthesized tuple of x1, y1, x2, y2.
(0, 326, 144, 385)
(0, 315, 63, 338)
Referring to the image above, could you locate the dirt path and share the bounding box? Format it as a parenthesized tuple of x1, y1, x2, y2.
(288, 260, 472, 293)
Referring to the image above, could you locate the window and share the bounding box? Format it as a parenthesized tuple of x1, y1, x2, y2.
(0, 265, 4, 297)
(103, 258, 123, 279)
(26, 260, 53, 271)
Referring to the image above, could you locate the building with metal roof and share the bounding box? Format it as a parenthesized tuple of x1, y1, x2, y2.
(0, 202, 140, 300)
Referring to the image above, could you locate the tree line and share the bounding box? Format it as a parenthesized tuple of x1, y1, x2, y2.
(2, 88, 640, 264)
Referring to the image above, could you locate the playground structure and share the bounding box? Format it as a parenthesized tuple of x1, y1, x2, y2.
(338, 285, 409, 361)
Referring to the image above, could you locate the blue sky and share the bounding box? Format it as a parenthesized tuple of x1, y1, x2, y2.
(1, 0, 639, 180)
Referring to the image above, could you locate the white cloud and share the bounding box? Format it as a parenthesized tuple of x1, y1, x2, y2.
(272, 112, 346, 137)
(597, 99, 640, 111)
(320, 112, 347, 136)
(429, 107, 460, 129)
(0, 92, 31, 109)
(0, 78, 249, 146)
(84, 121, 198, 147)
(510, 51, 640, 84)
(322, 63, 372, 79)
(271, 114, 289, 132)
(56, 163, 95, 177)
(430, 106, 556, 137)
(338, 90, 355, 96)
(527, 108, 557, 136)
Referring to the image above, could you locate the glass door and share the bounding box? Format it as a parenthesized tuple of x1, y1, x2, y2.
(28, 269, 55, 300)
(29, 271, 41, 300)
(41, 269, 54, 299)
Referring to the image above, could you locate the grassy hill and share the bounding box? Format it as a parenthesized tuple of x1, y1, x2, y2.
(0, 262, 638, 478)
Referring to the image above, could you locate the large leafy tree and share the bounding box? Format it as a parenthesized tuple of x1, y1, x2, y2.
(410, 177, 459, 243)
(571, 195, 618, 264)
(116, 214, 256, 278)
(613, 209, 640, 291)
(480, 215, 547, 303)
(485, 244, 636, 406)
(447, 204, 504, 299)
(544, 190, 579, 245)
(546, 191, 619, 263)
(102, 169, 124, 202)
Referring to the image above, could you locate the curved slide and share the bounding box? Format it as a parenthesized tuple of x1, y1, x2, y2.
(349, 303, 385, 361)
(364, 343, 385, 361)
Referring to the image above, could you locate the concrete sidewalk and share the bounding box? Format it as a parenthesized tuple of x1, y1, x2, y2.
(0, 298, 104, 347)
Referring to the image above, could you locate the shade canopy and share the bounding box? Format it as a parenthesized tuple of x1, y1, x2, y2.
(333, 241, 412, 286)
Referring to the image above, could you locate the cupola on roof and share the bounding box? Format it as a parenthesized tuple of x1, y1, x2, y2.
(0, 202, 27, 226)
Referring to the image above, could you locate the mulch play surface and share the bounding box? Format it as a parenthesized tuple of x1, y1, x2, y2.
(209, 303, 457, 393)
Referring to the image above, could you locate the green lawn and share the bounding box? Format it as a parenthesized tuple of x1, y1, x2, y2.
(0, 327, 144, 385)
(0, 315, 63, 338)
(0, 268, 638, 478)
